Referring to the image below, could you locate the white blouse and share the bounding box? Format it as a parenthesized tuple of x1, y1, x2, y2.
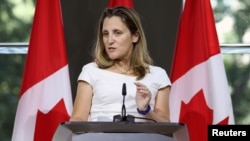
(78, 62, 171, 122)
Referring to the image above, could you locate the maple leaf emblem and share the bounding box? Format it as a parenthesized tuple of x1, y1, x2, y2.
(179, 89, 229, 141)
(34, 99, 70, 141)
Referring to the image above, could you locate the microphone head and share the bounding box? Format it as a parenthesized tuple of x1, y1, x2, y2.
(122, 83, 126, 96)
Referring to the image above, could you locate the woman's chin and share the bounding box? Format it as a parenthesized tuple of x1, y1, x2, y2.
(108, 55, 118, 60)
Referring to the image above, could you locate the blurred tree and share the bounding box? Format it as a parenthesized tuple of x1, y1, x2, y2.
(233, 0, 250, 42)
(0, 0, 34, 140)
(213, 0, 250, 124)
(0, 55, 25, 141)
(0, 0, 34, 42)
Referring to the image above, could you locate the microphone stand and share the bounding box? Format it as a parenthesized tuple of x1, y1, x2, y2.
(121, 95, 126, 121)
(121, 83, 126, 121)
(113, 83, 135, 123)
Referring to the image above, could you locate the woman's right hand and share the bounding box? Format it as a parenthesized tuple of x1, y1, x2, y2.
(134, 81, 151, 111)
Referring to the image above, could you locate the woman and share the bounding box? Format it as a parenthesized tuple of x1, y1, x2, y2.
(70, 6, 171, 122)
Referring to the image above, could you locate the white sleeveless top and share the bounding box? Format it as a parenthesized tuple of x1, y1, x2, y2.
(78, 62, 171, 122)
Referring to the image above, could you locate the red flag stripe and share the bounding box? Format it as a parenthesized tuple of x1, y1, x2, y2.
(12, 0, 73, 140)
(20, 0, 68, 96)
(170, 0, 235, 140)
(171, 0, 220, 82)
(108, 0, 134, 9)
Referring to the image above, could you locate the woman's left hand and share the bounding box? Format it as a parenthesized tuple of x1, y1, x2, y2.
(134, 81, 151, 110)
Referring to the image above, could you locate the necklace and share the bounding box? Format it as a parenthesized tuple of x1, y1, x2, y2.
(115, 64, 133, 75)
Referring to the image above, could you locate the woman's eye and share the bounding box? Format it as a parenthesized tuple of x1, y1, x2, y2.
(114, 31, 122, 35)
(102, 32, 108, 36)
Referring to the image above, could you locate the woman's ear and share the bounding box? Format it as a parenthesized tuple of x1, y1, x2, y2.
(132, 32, 139, 43)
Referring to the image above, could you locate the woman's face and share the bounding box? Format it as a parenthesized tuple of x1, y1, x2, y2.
(102, 16, 139, 61)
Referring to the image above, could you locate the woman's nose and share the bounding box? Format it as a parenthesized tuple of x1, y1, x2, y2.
(108, 35, 114, 44)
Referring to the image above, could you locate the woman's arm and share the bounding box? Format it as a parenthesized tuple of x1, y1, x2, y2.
(135, 82, 170, 122)
(146, 86, 170, 122)
(70, 81, 93, 121)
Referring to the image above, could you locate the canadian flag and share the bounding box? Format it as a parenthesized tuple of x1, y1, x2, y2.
(108, 0, 134, 9)
(11, 0, 73, 140)
(169, 0, 235, 141)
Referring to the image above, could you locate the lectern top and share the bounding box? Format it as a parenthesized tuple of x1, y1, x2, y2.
(60, 121, 185, 137)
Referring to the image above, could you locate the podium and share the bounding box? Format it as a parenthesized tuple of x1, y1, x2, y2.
(53, 121, 189, 141)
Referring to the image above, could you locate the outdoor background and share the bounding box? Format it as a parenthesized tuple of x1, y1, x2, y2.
(0, 0, 250, 141)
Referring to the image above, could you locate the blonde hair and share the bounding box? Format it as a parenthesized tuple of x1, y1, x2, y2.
(93, 6, 153, 80)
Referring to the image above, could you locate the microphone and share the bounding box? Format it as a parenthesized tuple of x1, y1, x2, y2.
(121, 83, 126, 121)
(113, 83, 134, 123)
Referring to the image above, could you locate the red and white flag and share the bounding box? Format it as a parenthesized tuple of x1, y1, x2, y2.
(108, 0, 134, 9)
(169, 0, 235, 141)
(12, 0, 73, 140)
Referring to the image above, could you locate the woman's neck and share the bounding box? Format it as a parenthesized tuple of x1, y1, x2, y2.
(114, 61, 133, 75)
